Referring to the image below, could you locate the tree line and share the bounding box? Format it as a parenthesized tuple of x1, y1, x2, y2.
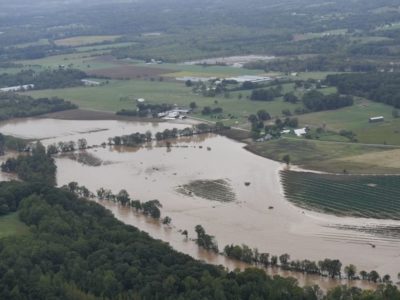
(116, 103, 174, 118)
(326, 72, 400, 108)
(0, 144, 399, 298)
(1, 142, 57, 186)
(2, 179, 397, 299)
(111, 123, 227, 147)
(65, 182, 167, 221)
(0, 92, 77, 121)
(0, 68, 87, 89)
(250, 86, 283, 101)
(222, 244, 392, 283)
(302, 90, 354, 112)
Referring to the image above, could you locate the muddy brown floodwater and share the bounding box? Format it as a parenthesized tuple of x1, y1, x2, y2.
(0, 118, 399, 290)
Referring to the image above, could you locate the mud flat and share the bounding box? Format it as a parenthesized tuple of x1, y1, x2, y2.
(0, 118, 399, 287)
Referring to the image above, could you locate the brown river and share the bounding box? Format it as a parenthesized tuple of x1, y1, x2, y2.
(1, 117, 399, 290)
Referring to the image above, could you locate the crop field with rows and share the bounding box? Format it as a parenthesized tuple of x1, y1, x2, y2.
(281, 170, 400, 220)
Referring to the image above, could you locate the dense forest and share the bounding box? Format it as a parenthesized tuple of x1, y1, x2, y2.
(1, 0, 400, 63)
(0, 68, 87, 89)
(325, 73, 400, 108)
(0, 180, 398, 299)
(1, 142, 57, 186)
(0, 92, 77, 120)
(302, 91, 354, 112)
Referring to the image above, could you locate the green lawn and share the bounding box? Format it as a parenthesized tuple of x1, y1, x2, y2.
(0, 213, 29, 238)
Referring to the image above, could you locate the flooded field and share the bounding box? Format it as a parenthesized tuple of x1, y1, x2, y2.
(0, 117, 399, 289)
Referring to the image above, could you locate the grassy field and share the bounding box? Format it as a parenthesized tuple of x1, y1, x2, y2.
(13, 38, 51, 48)
(293, 29, 348, 41)
(281, 170, 400, 220)
(246, 137, 400, 174)
(298, 99, 395, 131)
(24, 79, 306, 126)
(0, 213, 29, 239)
(140, 63, 275, 77)
(19, 52, 118, 71)
(15, 49, 400, 150)
(54, 35, 121, 47)
(297, 99, 400, 145)
(75, 42, 137, 53)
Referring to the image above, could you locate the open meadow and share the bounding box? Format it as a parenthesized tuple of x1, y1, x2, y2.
(246, 137, 400, 174)
(54, 35, 121, 47)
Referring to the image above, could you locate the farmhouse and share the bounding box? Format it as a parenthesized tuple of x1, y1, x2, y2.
(225, 75, 272, 83)
(158, 107, 191, 119)
(256, 134, 273, 142)
(294, 128, 307, 137)
(81, 79, 101, 86)
(0, 84, 34, 92)
(369, 116, 384, 123)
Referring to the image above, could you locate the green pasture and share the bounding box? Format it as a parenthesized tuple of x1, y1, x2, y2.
(19, 52, 118, 71)
(297, 99, 400, 144)
(294, 29, 348, 41)
(298, 99, 394, 132)
(54, 35, 121, 47)
(246, 137, 400, 174)
(24, 79, 306, 126)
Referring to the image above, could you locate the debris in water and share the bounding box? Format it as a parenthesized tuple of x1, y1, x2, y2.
(244, 182, 251, 186)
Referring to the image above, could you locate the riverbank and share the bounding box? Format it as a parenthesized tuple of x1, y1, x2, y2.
(1, 117, 400, 286)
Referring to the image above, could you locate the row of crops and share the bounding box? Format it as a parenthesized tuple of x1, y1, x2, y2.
(176, 179, 236, 202)
(280, 170, 400, 220)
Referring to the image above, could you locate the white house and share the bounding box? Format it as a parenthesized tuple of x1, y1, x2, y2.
(0, 84, 34, 92)
(81, 79, 101, 86)
(369, 116, 384, 123)
(294, 128, 307, 137)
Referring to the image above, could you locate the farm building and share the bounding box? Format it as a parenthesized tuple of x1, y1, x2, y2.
(81, 79, 101, 86)
(158, 108, 191, 119)
(225, 75, 272, 83)
(256, 134, 273, 142)
(0, 84, 34, 92)
(176, 76, 216, 82)
(369, 116, 384, 123)
(294, 128, 307, 137)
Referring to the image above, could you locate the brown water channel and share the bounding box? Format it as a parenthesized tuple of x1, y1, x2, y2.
(1, 118, 399, 290)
